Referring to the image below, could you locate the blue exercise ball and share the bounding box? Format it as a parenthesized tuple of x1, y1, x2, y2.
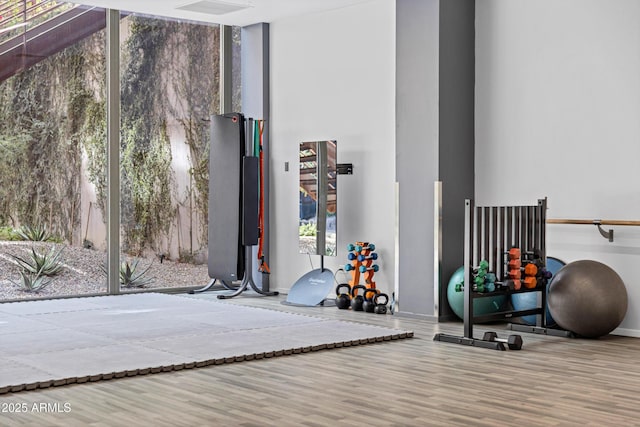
(446, 266, 507, 321)
(511, 257, 565, 326)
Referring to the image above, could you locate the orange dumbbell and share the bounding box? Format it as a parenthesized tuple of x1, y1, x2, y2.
(523, 277, 537, 289)
(507, 279, 521, 290)
(508, 259, 522, 270)
(524, 263, 538, 276)
(508, 248, 521, 259)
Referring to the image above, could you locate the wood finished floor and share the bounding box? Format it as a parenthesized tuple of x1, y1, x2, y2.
(1, 293, 640, 426)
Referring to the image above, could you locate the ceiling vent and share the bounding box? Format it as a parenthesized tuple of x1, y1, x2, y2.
(176, 0, 252, 15)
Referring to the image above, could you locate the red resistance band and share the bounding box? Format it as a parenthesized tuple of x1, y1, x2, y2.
(257, 120, 270, 274)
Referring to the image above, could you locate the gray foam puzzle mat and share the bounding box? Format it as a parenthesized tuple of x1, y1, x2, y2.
(0, 293, 413, 394)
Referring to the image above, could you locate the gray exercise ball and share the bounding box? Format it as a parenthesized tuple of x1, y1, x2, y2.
(548, 260, 627, 338)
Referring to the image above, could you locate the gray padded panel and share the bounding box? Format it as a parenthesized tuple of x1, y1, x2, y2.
(242, 156, 259, 246)
(209, 113, 243, 282)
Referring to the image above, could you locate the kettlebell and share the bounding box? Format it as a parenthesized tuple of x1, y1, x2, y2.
(335, 283, 351, 309)
(373, 293, 389, 314)
(362, 288, 379, 313)
(351, 285, 367, 311)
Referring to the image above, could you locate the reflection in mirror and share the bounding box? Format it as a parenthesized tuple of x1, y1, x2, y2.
(299, 140, 337, 256)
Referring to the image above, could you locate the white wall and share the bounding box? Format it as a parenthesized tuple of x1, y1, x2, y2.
(476, 0, 640, 335)
(395, 0, 440, 317)
(269, 0, 396, 295)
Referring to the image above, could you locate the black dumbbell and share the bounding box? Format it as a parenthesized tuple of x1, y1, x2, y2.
(482, 332, 523, 350)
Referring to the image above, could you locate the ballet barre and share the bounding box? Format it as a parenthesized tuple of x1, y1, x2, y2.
(547, 219, 640, 242)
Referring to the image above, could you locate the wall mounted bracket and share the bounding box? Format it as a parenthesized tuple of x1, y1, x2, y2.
(593, 220, 614, 242)
(337, 163, 353, 175)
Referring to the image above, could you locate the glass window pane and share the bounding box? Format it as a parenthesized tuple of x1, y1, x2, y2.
(232, 25, 241, 112)
(0, 2, 107, 301)
(119, 13, 221, 291)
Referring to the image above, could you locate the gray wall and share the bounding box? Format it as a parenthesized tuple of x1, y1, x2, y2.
(396, 0, 440, 317)
(396, 0, 475, 318)
(438, 0, 475, 319)
(241, 23, 270, 290)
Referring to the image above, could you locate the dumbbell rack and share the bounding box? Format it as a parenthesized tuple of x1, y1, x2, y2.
(345, 242, 377, 291)
(434, 198, 571, 351)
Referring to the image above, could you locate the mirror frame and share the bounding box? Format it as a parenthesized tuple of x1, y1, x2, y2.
(299, 140, 337, 256)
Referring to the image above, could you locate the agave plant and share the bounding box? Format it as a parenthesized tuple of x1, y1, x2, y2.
(15, 224, 51, 242)
(102, 259, 154, 288)
(11, 270, 53, 293)
(120, 259, 155, 288)
(9, 245, 65, 276)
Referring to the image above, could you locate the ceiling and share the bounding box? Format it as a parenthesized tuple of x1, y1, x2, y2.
(76, 0, 373, 26)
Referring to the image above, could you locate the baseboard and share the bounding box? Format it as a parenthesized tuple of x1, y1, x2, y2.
(610, 327, 640, 338)
(393, 311, 437, 322)
(437, 314, 460, 322)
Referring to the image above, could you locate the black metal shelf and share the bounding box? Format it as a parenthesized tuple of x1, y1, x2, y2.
(470, 286, 545, 299)
(434, 198, 570, 350)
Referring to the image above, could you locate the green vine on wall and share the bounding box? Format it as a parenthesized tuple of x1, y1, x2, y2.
(0, 16, 222, 256)
(0, 32, 105, 242)
(119, 17, 175, 256)
(77, 17, 220, 256)
(163, 22, 220, 249)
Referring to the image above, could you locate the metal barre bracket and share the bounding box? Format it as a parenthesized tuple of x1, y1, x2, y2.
(545, 218, 637, 243)
(593, 220, 614, 242)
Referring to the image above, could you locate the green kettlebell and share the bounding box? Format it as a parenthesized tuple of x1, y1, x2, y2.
(335, 284, 351, 309)
(373, 293, 389, 314)
(362, 288, 379, 313)
(351, 285, 367, 311)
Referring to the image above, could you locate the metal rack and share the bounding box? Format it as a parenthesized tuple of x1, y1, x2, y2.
(434, 198, 571, 350)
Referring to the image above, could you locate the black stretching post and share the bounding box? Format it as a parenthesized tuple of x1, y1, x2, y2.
(217, 245, 278, 299)
(202, 113, 278, 300)
(190, 279, 238, 294)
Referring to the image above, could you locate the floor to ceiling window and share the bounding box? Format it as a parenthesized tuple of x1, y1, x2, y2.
(0, 3, 240, 301)
(0, 1, 108, 302)
(231, 25, 241, 113)
(118, 13, 221, 292)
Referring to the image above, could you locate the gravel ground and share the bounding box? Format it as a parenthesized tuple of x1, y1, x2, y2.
(299, 236, 337, 255)
(0, 241, 208, 301)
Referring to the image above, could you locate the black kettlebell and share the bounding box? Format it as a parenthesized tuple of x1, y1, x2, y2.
(362, 288, 379, 313)
(335, 284, 351, 309)
(351, 285, 367, 311)
(374, 293, 389, 314)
